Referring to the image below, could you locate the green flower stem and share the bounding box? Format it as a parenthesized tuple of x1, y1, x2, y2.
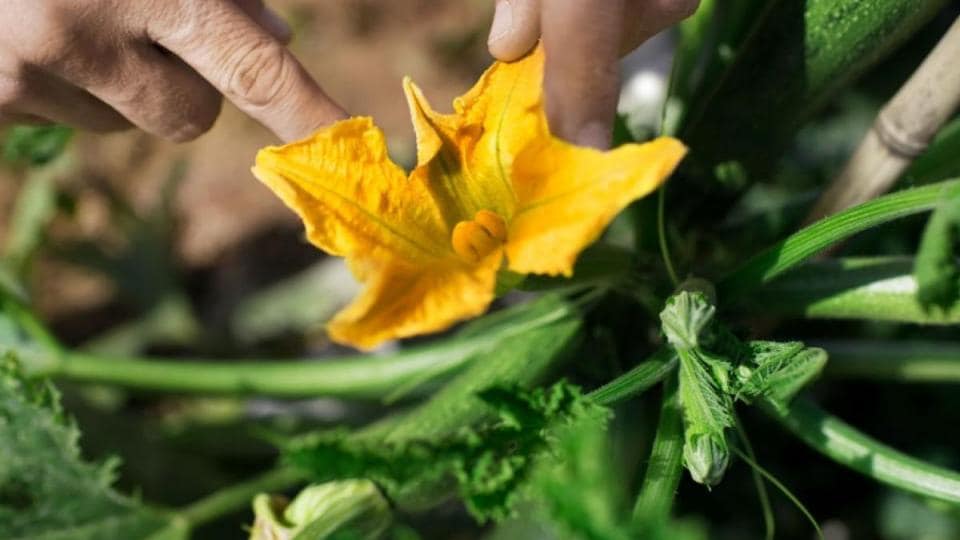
(0, 295, 64, 353)
(720, 179, 960, 300)
(632, 375, 683, 529)
(768, 399, 960, 505)
(4, 294, 581, 398)
(176, 467, 305, 530)
(740, 257, 960, 324)
(657, 188, 680, 287)
(820, 340, 960, 383)
(589, 348, 677, 406)
(23, 342, 486, 399)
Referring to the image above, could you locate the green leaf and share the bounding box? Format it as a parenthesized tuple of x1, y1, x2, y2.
(359, 299, 584, 441)
(529, 409, 630, 540)
(0, 353, 183, 540)
(915, 188, 960, 310)
(285, 382, 604, 523)
(721, 179, 960, 300)
(682, 0, 945, 176)
(740, 257, 960, 324)
(733, 341, 827, 409)
(2, 125, 73, 167)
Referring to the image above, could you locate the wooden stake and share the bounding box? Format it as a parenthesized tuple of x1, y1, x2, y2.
(807, 16, 960, 222)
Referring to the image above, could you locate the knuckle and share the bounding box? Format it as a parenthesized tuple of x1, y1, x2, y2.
(222, 40, 293, 109)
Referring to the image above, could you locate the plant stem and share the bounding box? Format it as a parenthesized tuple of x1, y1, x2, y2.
(734, 415, 774, 540)
(632, 375, 683, 529)
(37, 347, 472, 399)
(768, 399, 960, 505)
(0, 295, 64, 353)
(820, 340, 960, 383)
(657, 188, 680, 287)
(589, 348, 677, 406)
(807, 16, 960, 221)
(740, 257, 960, 324)
(8, 296, 577, 398)
(177, 467, 305, 529)
(720, 179, 960, 300)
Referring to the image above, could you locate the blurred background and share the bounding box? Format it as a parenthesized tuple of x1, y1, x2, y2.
(3, 0, 960, 538)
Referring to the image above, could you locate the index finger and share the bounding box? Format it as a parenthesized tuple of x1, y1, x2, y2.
(148, 0, 346, 142)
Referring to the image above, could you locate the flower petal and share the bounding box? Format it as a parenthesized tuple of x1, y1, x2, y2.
(399, 46, 549, 226)
(252, 117, 451, 264)
(328, 253, 501, 350)
(402, 79, 516, 228)
(506, 136, 687, 276)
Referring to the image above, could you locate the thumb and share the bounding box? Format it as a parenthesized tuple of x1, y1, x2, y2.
(487, 0, 541, 61)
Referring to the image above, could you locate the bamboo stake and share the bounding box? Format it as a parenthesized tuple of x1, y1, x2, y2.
(807, 16, 960, 222)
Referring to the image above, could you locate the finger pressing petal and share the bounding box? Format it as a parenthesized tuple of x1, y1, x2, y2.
(149, 0, 346, 142)
(487, 0, 541, 61)
(541, 0, 626, 149)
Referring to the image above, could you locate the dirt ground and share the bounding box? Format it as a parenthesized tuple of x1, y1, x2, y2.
(1, 0, 495, 326)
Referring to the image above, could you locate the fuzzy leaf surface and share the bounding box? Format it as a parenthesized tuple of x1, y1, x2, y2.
(0, 354, 181, 540)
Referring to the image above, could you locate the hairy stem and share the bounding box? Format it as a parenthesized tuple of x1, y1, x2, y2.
(589, 348, 677, 406)
(32, 347, 473, 399)
(820, 340, 960, 382)
(768, 399, 960, 505)
(6, 295, 576, 398)
(632, 376, 683, 529)
(177, 467, 305, 529)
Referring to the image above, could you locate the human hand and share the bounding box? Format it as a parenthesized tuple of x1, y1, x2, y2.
(487, 0, 699, 148)
(0, 0, 346, 142)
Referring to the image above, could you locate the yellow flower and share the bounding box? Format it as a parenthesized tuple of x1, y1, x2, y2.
(252, 46, 686, 349)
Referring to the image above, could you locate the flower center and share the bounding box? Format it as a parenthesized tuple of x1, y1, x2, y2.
(451, 210, 507, 264)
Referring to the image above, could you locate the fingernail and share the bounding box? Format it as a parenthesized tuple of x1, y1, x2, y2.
(573, 121, 613, 150)
(488, 0, 514, 45)
(262, 8, 293, 43)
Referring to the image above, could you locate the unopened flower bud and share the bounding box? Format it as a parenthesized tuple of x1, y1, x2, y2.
(684, 432, 730, 487)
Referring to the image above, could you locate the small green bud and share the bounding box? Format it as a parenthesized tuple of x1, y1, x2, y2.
(684, 432, 730, 487)
(250, 480, 391, 540)
(660, 291, 716, 351)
